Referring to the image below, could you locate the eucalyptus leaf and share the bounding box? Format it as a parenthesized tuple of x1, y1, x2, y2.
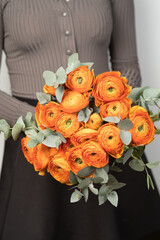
(55, 85, 65, 103)
(116, 157, 123, 163)
(55, 139, 62, 150)
(103, 116, 120, 124)
(82, 188, 89, 202)
(43, 70, 56, 86)
(129, 159, 145, 172)
(107, 174, 118, 185)
(120, 130, 132, 145)
(56, 66, 67, 84)
(94, 168, 108, 183)
(109, 165, 122, 172)
(70, 189, 83, 203)
(0, 119, 11, 140)
(69, 171, 78, 185)
(84, 107, 93, 123)
(66, 53, 81, 74)
(108, 182, 126, 190)
(103, 164, 109, 173)
(36, 92, 51, 105)
(147, 174, 154, 190)
(128, 86, 149, 102)
(12, 123, 23, 141)
(92, 176, 104, 184)
(81, 62, 94, 70)
(24, 112, 36, 128)
(42, 135, 62, 148)
(123, 148, 133, 165)
(25, 128, 38, 137)
(77, 166, 95, 177)
(140, 96, 149, 111)
(99, 184, 107, 196)
(133, 146, 145, 158)
(107, 191, 118, 207)
(118, 119, 133, 130)
(143, 88, 160, 105)
(35, 132, 44, 144)
(56, 131, 67, 143)
(41, 128, 55, 138)
(16, 116, 25, 128)
(146, 161, 160, 169)
(78, 109, 85, 122)
(77, 177, 91, 190)
(27, 138, 38, 148)
(88, 183, 98, 195)
(98, 192, 108, 205)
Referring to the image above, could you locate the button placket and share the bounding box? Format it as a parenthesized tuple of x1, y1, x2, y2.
(60, 1, 77, 57)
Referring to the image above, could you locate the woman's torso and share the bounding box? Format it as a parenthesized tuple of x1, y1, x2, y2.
(2, 0, 113, 98)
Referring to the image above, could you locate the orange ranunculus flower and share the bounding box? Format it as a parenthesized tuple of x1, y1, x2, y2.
(82, 141, 109, 168)
(21, 136, 34, 164)
(35, 102, 46, 130)
(36, 101, 61, 130)
(129, 106, 155, 146)
(98, 123, 124, 158)
(100, 98, 132, 120)
(92, 71, 132, 106)
(65, 66, 95, 93)
(67, 147, 88, 174)
(32, 143, 51, 171)
(59, 138, 75, 158)
(43, 84, 56, 96)
(70, 128, 98, 146)
(55, 112, 80, 138)
(84, 113, 103, 130)
(48, 156, 71, 184)
(60, 90, 89, 113)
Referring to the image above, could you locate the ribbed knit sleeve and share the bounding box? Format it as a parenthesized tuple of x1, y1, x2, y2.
(0, 1, 35, 127)
(109, 0, 142, 87)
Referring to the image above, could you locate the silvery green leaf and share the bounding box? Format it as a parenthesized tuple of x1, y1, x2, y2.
(133, 146, 145, 158)
(55, 139, 62, 149)
(108, 182, 126, 190)
(107, 174, 118, 185)
(82, 188, 89, 202)
(123, 148, 133, 165)
(25, 128, 38, 137)
(146, 161, 160, 169)
(103, 164, 109, 173)
(42, 135, 61, 147)
(78, 109, 86, 122)
(56, 67, 67, 84)
(35, 132, 44, 144)
(36, 92, 51, 105)
(0, 119, 11, 140)
(118, 119, 133, 130)
(77, 166, 95, 177)
(143, 88, 160, 105)
(109, 165, 122, 172)
(107, 191, 118, 207)
(81, 62, 94, 70)
(116, 157, 123, 163)
(98, 192, 108, 205)
(99, 184, 107, 196)
(16, 116, 25, 128)
(84, 107, 93, 123)
(43, 70, 56, 86)
(92, 177, 104, 183)
(27, 138, 38, 148)
(77, 177, 91, 190)
(147, 174, 154, 190)
(12, 123, 23, 141)
(88, 183, 98, 195)
(70, 189, 83, 203)
(55, 86, 65, 103)
(69, 171, 78, 185)
(129, 159, 145, 172)
(41, 128, 55, 138)
(140, 96, 149, 111)
(66, 53, 81, 74)
(24, 112, 35, 128)
(94, 168, 108, 183)
(128, 86, 149, 102)
(120, 130, 132, 145)
(53, 82, 59, 89)
(103, 116, 120, 124)
(56, 131, 67, 143)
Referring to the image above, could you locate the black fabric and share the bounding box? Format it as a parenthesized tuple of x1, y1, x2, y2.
(0, 98, 160, 240)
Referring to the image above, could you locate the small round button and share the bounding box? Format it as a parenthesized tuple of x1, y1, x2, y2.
(66, 49, 72, 55)
(62, 12, 67, 17)
(65, 0, 70, 2)
(65, 30, 70, 36)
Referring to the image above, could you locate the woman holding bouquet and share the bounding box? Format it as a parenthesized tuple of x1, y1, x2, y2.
(0, 0, 159, 239)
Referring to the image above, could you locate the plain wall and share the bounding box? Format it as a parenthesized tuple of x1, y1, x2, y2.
(0, 0, 160, 192)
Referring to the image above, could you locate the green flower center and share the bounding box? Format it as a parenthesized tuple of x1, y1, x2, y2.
(91, 153, 96, 155)
(108, 87, 114, 92)
(66, 118, 72, 127)
(113, 106, 117, 111)
(77, 77, 83, 84)
(75, 158, 83, 165)
(138, 125, 143, 132)
(108, 136, 113, 140)
(50, 113, 54, 117)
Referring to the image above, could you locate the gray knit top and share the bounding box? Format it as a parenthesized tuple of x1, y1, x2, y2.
(0, 0, 141, 126)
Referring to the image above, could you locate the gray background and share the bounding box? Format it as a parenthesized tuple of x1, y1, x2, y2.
(0, 0, 160, 192)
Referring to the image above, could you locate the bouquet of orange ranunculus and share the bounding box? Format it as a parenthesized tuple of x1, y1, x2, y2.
(1, 53, 160, 206)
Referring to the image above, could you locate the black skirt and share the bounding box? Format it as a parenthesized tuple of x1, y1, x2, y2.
(0, 97, 160, 240)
